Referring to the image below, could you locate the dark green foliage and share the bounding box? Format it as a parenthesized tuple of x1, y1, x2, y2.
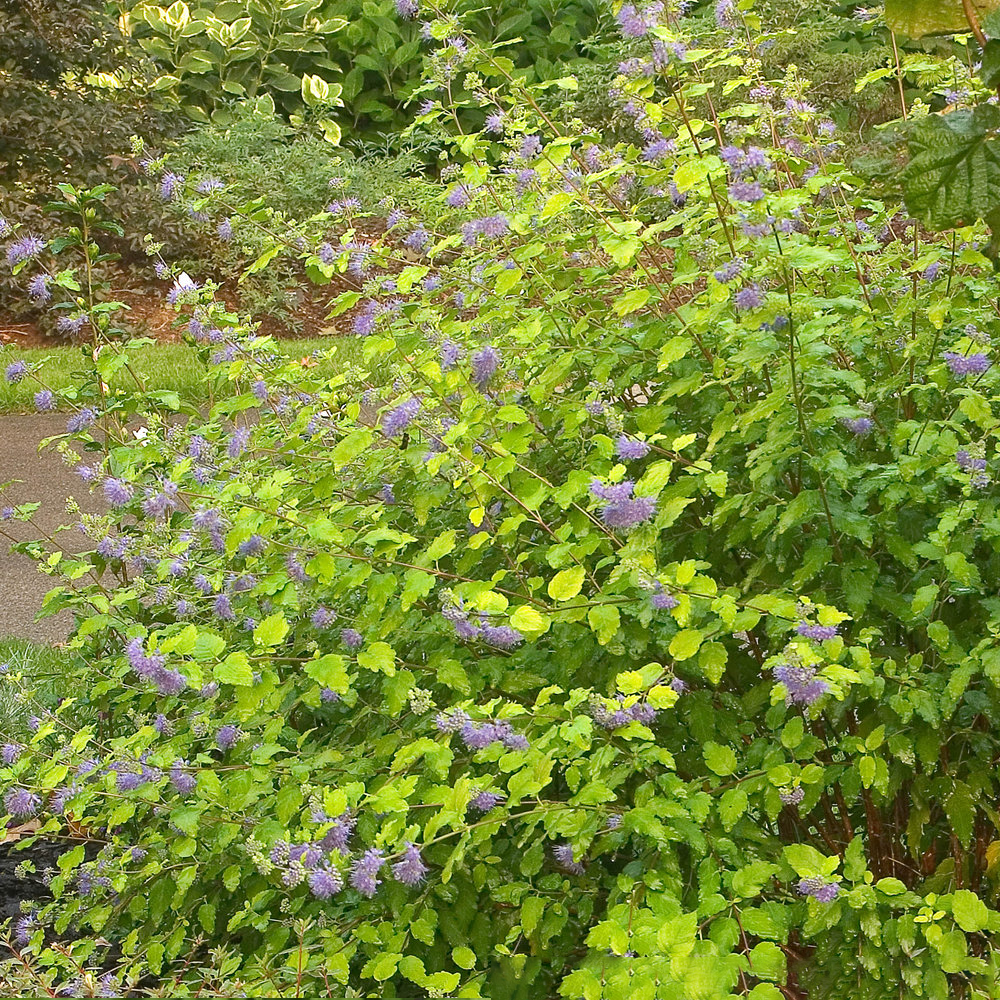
(118, 0, 612, 135)
(903, 105, 1000, 229)
(0, 0, 168, 179)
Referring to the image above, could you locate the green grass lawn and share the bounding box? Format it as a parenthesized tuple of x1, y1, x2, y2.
(0, 337, 364, 413)
(0, 638, 69, 740)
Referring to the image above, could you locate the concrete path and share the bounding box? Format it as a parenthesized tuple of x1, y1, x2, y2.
(0, 414, 93, 642)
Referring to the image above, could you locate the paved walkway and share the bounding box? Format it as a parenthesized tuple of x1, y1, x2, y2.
(0, 414, 95, 642)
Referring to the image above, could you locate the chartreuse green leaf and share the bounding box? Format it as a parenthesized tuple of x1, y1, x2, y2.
(951, 889, 992, 932)
(253, 613, 288, 647)
(548, 565, 585, 601)
(703, 742, 738, 776)
(214, 651, 253, 686)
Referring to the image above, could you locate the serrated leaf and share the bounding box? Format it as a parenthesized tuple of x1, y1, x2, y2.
(548, 565, 585, 601)
(253, 613, 288, 648)
(952, 889, 991, 931)
(510, 605, 551, 638)
(305, 654, 349, 692)
(902, 107, 1000, 230)
(214, 652, 253, 686)
(703, 741, 738, 776)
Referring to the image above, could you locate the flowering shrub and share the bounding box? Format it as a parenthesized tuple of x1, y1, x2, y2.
(9, 0, 1000, 997)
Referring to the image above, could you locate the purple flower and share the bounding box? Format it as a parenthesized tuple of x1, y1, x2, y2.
(773, 663, 828, 706)
(616, 2, 660, 37)
(957, 450, 987, 472)
(215, 724, 241, 750)
(472, 346, 500, 389)
(160, 173, 184, 201)
(214, 594, 235, 620)
(435, 708, 471, 733)
(840, 417, 873, 436)
(651, 584, 678, 610)
(308, 865, 344, 899)
(2, 742, 23, 764)
(734, 284, 764, 311)
(142, 483, 178, 520)
(446, 185, 472, 208)
(6, 236, 45, 267)
(169, 762, 197, 794)
(320, 687, 340, 702)
(394, 0, 418, 16)
(591, 480, 634, 503)
(480, 624, 524, 649)
(392, 842, 428, 885)
(342, 628, 363, 649)
(5, 360, 27, 383)
(57, 315, 88, 336)
(441, 339, 462, 370)
(286, 553, 310, 583)
(350, 848, 385, 897)
(238, 534, 266, 557)
(103, 478, 133, 506)
(462, 721, 499, 749)
(14, 912, 37, 946)
(477, 214, 510, 240)
(601, 495, 656, 530)
(28, 273, 51, 303)
(484, 112, 505, 134)
(714, 258, 745, 284)
(715, 0, 739, 28)
(796, 622, 839, 641)
(218, 218, 233, 241)
(553, 843, 585, 875)
(312, 606, 337, 628)
(520, 135, 542, 160)
(404, 226, 430, 251)
(228, 426, 251, 458)
(469, 790, 505, 812)
(34, 389, 54, 411)
(116, 770, 146, 792)
(642, 137, 673, 162)
(5, 787, 40, 817)
(616, 435, 650, 460)
(321, 812, 356, 852)
(944, 352, 991, 377)
(780, 786, 805, 806)
(797, 877, 840, 903)
(67, 408, 96, 433)
(154, 714, 172, 735)
(382, 397, 420, 437)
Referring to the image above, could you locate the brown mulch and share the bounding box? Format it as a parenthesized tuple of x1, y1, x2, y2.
(0, 266, 362, 350)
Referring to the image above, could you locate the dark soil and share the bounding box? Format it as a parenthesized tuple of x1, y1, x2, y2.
(0, 836, 66, 921)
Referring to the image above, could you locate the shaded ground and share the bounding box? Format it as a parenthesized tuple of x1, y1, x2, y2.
(0, 414, 95, 642)
(0, 263, 364, 351)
